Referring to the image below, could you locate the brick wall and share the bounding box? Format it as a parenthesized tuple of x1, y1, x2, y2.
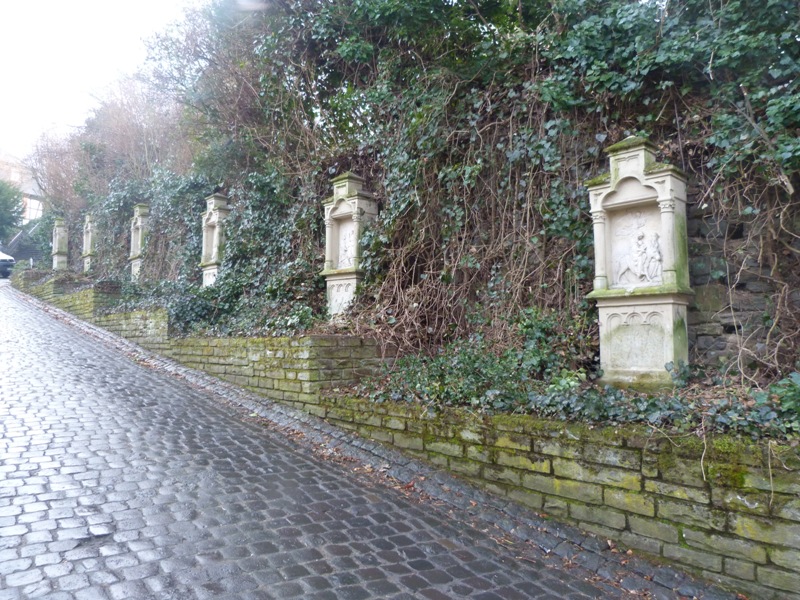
(13, 276, 800, 600)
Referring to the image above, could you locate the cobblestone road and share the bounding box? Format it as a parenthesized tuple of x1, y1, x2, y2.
(0, 281, 728, 600)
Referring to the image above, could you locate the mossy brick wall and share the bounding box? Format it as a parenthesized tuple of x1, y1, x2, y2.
(318, 399, 800, 600)
(12, 276, 385, 409)
(164, 336, 384, 408)
(13, 277, 800, 599)
(12, 274, 117, 321)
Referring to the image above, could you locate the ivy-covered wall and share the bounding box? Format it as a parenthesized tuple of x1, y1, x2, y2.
(13, 277, 800, 600)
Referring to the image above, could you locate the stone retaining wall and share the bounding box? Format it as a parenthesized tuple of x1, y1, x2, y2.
(12, 275, 800, 600)
(13, 274, 385, 406)
(317, 400, 800, 600)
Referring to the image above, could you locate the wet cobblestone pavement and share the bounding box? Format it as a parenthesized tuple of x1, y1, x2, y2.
(0, 281, 737, 600)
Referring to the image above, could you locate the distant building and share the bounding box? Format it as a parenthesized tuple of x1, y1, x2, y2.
(0, 154, 44, 223)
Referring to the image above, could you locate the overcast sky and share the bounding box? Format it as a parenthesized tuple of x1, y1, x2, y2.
(0, 0, 201, 160)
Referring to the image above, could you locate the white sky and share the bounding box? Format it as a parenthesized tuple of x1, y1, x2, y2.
(0, 0, 202, 160)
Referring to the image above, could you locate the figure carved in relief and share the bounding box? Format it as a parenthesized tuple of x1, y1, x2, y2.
(615, 231, 662, 285)
(644, 233, 662, 281)
(338, 228, 356, 269)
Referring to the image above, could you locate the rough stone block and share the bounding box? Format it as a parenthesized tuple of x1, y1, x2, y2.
(663, 543, 722, 572)
(305, 405, 327, 418)
(490, 415, 528, 433)
(483, 465, 521, 486)
(682, 529, 767, 563)
(425, 441, 463, 458)
(492, 433, 532, 452)
(644, 480, 710, 504)
(466, 445, 491, 463)
(448, 458, 482, 478)
(656, 498, 726, 531)
(482, 481, 510, 499)
(769, 548, 800, 571)
(350, 346, 380, 359)
(773, 497, 800, 523)
(458, 428, 483, 443)
(619, 532, 662, 555)
(542, 496, 569, 518)
(628, 515, 679, 543)
(496, 451, 550, 473)
(326, 408, 354, 423)
(359, 426, 392, 443)
(522, 473, 603, 504)
(507, 488, 544, 510)
(743, 471, 800, 495)
(581, 523, 622, 542)
(353, 414, 382, 428)
(569, 503, 626, 530)
(536, 440, 581, 458)
(730, 514, 800, 550)
(427, 453, 449, 468)
(583, 444, 641, 470)
(603, 489, 655, 517)
(276, 380, 303, 393)
(658, 457, 708, 487)
(426, 421, 454, 440)
(382, 417, 406, 431)
(552, 458, 641, 491)
(711, 488, 770, 516)
(393, 433, 423, 451)
(723, 558, 756, 581)
(756, 566, 800, 594)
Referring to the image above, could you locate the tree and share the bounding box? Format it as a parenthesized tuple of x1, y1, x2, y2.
(0, 180, 23, 245)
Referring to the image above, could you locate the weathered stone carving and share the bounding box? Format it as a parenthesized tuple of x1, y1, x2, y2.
(200, 193, 230, 287)
(82, 215, 95, 273)
(321, 173, 378, 318)
(129, 204, 149, 282)
(587, 137, 693, 387)
(52, 218, 68, 271)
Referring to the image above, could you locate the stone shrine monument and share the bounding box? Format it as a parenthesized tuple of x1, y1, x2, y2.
(129, 204, 149, 282)
(320, 173, 378, 317)
(200, 193, 230, 287)
(52, 218, 68, 271)
(587, 137, 693, 387)
(82, 215, 96, 272)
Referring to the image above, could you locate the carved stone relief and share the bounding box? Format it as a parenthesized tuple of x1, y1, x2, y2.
(606, 311, 665, 370)
(337, 220, 357, 269)
(328, 281, 355, 315)
(610, 208, 662, 288)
